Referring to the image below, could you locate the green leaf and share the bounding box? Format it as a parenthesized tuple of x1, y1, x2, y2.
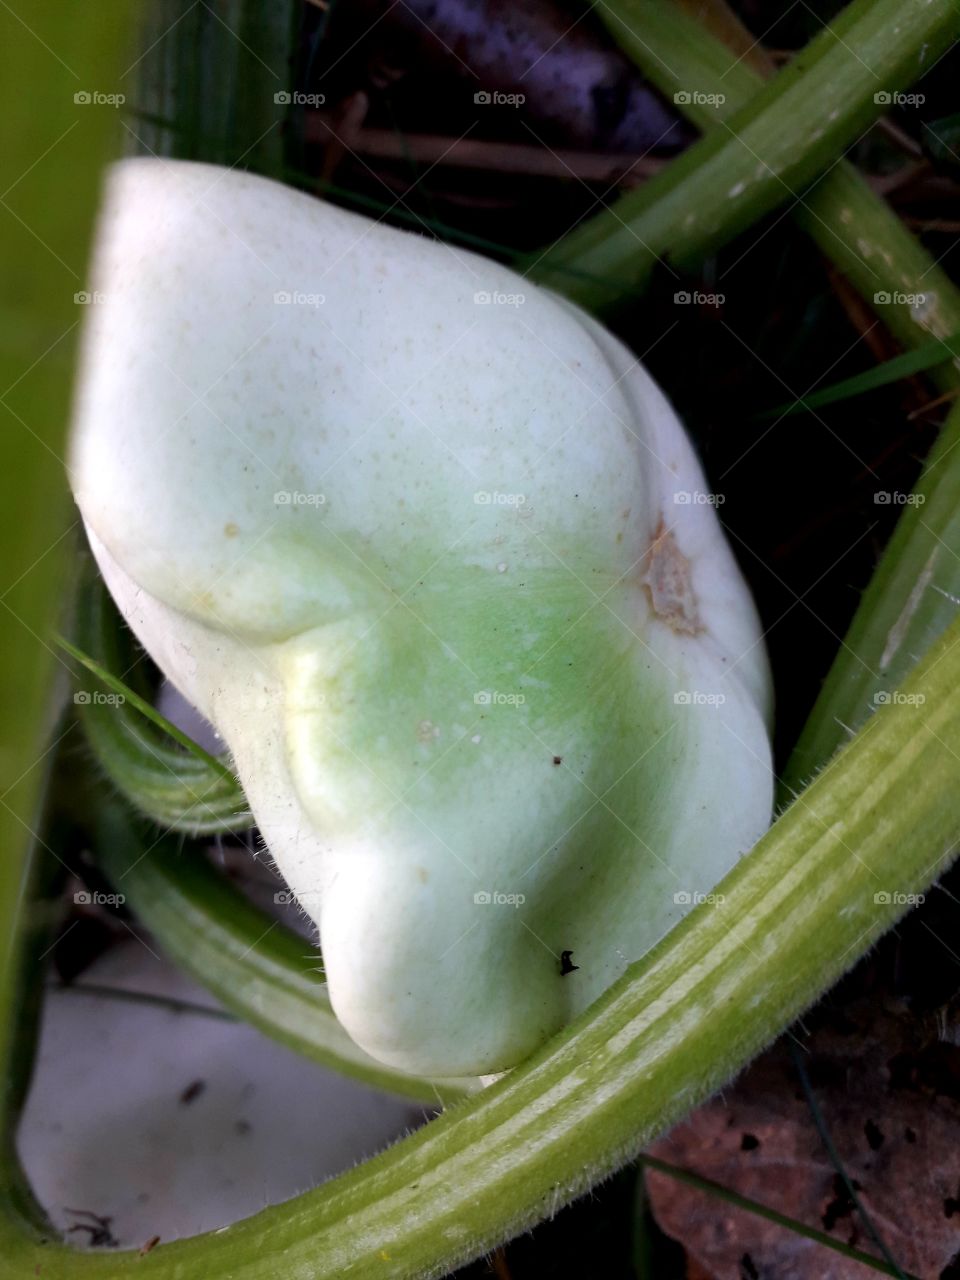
(0, 0, 138, 1242)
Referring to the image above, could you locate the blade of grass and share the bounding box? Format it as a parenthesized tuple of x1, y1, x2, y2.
(639, 1155, 918, 1278)
(786, 1041, 907, 1279)
(756, 330, 960, 418)
(306, 174, 640, 298)
(59, 633, 230, 778)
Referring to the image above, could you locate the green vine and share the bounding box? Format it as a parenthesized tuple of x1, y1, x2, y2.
(531, 0, 960, 331)
(588, 0, 960, 382)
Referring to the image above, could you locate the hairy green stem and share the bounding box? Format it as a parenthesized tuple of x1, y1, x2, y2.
(531, 0, 960, 327)
(3, 615, 959, 1277)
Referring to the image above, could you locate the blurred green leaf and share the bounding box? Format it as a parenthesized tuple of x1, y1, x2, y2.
(0, 0, 137, 1236)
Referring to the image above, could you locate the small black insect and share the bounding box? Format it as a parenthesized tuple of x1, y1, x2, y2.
(560, 950, 579, 976)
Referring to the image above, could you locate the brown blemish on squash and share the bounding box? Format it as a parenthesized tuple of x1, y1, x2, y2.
(224, 522, 239, 538)
(641, 519, 702, 635)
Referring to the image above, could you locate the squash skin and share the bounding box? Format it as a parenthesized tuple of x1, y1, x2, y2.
(70, 159, 773, 1076)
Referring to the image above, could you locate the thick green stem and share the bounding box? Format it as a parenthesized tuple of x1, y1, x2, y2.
(136, 0, 296, 176)
(3, 615, 959, 1278)
(592, 0, 960, 386)
(531, 0, 960, 327)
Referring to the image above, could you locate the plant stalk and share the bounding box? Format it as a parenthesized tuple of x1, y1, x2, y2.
(591, 0, 960, 386)
(531, 0, 960, 347)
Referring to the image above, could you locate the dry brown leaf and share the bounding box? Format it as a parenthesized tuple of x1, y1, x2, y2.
(646, 998, 960, 1279)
